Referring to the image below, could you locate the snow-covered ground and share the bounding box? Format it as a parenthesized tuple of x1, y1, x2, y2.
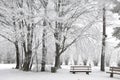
(0, 64, 119, 80)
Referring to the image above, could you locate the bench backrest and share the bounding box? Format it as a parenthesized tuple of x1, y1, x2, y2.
(110, 67, 120, 72)
(70, 65, 91, 71)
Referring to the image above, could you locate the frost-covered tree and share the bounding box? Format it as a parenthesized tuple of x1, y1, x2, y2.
(112, 0, 120, 47)
(112, 0, 120, 67)
(39, 0, 48, 72)
(18, 0, 38, 71)
(0, 0, 43, 71)
(0, 0, 22, 69)
(98, 0, 115, 71)
(46, 0, 101, 70)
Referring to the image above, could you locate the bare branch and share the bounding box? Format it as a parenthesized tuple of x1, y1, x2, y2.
(0, 33, 14, 43)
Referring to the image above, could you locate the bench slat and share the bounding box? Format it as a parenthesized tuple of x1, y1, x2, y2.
(71, 66, 90, 68)
(107, 71, 120, 74)
(110, 67, 120, 69)
(110, 69, 120, 71)
(70, 71, 91, 72)
(70, 69, 92, 70)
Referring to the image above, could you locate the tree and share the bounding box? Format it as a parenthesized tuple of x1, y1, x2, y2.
(0, 0, 44, 71)
(101, 6, 106, 71)
(112, 0, 120, 43)
(40, 0, 48, 72)
(20, 0, 44, 71)
(98, 0, 115, 71)
(0, 0, 41, 71)
(0, 0, 21, 69)
(20, 0, 35, 71)
(47, 0, 100, 70)
(112, 0, 120, 67)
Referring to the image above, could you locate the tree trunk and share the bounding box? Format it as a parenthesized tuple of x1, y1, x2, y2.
(41, 1, 48, 71)
(53, 0, 64, 70)
(101, 7, 106, 71)
(65, 58, 69, 65)
(20, 44, 24, 69)
(35, 51, 39, 72)
(54, 55, 60, 69)
(22, 24, 33, 71)
(22, 51, 32, 71)
(54, 41, 61, 69)
(83, 60, 87, 66)
(73, 59, 78, 65)
(101, 53, 105, 71)
(93, 60, 99, 66)
(41, 27, 47, 71)
(41, 7, 47, 71)
(15, 41, 20, 69)
(106, 61, 110, 67)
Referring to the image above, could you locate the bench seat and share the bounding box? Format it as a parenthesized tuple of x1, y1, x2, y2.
(70, 65, 91, 74)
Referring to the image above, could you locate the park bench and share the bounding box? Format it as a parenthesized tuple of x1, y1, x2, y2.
(106, 67, 120, 77)
(70, 65, 91, 74)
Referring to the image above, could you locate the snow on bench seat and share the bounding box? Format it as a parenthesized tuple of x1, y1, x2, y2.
(70, 65, 91, 74)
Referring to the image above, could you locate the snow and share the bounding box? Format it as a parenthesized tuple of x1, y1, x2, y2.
(0, 64, 119, 80)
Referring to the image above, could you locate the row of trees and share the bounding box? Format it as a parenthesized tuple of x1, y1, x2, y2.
(0, 0, 118, 72)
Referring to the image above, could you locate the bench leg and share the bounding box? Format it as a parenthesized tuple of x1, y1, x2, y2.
(110, 73, 113, 77)
(72, 72, 75, 74)
(86, 72, 89, 75)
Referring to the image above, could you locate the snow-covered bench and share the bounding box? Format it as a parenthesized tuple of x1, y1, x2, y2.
(70, 65, 91, 74)
(106, 67, 120, 77)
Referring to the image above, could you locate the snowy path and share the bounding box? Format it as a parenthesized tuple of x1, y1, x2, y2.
(0, 64, 119, 80)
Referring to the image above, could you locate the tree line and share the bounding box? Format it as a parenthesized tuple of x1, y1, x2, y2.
(0, 0, 119, 72)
